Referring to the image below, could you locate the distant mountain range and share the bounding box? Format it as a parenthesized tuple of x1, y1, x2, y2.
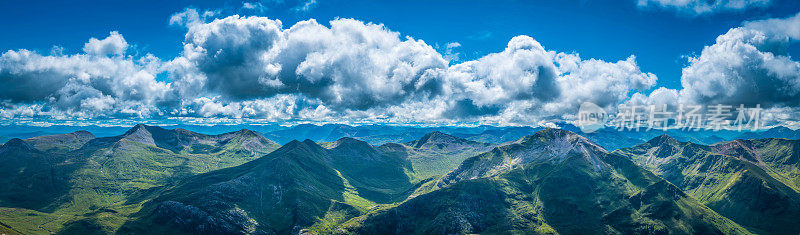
(1, 124, 799, 234)
(259, 123, 527, 145)
(2, 123, 797, 151)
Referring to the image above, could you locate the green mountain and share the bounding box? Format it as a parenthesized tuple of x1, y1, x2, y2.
(0, 131, 97, 210)
(5, 125, 799, 234)
(0, 125, 280, 234)
(23, 130, 96, 152)
(401, 131, 496, 181)
(615, 135, 800, 234)
(332, 128, 748, 234)
(120, 137, 416, 234)
(0, 138, 80, 211)
(710, 138, 800, 189)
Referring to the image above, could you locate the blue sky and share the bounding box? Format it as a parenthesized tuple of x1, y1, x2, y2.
(1, 0, 799, 126)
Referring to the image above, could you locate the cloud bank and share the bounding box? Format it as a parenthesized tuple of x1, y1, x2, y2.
(2, 9, 798, 127)
(629, 12, 800, 126)
(0, 31, 172, 119)
(0, 11, 659, 125)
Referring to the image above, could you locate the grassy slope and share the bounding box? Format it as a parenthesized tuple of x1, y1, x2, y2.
(5, 127, 792, 234)
(0, 126, 280, 234)
(2, 129, 489, 234)
(120, 138, 417, 234)
(121, 140, 347, 234)
(400, 131, 496, 181)
(327, 129, 748, 234)
(616, 135, 800, 234)
(712, 138, 800, 190)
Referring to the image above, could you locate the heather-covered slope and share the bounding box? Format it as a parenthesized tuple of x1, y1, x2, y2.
(616, 135, 800, 234)
(333, 129, 749, 234)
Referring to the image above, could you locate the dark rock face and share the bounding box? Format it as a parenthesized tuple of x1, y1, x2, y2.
(154, 201, 258, 235)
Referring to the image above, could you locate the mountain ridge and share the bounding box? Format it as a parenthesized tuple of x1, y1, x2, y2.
(334, 128, 750, 234)
(4, 125, 800, 234)
(615, 134, 800, 234)
(0, 124, 283, 234)
(120, 136, 417, 234)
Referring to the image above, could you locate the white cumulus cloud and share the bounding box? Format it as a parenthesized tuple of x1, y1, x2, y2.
(0, 11, 661, 125)
(630, 12, 800, 126)
(171, 16, 448, 110)
(83, 31, 128, 56)
(0, 33, 173, 119)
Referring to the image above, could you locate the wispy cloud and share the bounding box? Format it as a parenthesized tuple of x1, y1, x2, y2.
(292, 0, 318, 12)
(467, 30, 493, 41)
(635, 0, 772, 16)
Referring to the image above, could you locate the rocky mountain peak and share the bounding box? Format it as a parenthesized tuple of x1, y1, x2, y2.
(128, 123, 148, 131)
(121, 124, 156, 145)
(532, 127, 579, 139)
(521, 128, 599, 150)
(270, 139, 314, 153)
(233, 129, 260, 138)
(646, 134, 678, 146)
